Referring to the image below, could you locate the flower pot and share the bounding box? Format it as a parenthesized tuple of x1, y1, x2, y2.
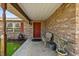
(56, 49, 68, 56)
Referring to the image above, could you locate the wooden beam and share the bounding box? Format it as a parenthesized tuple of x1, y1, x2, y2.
(1, 3, 7, 56)
(10, 3, 31, 22)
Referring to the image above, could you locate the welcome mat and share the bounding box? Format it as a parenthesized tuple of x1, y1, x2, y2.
(32, 39, 42, 42)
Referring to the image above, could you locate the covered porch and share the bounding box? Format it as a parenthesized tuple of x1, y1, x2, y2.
(0, 3, 78, 56)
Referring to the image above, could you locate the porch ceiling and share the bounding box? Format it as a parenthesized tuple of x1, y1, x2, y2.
(18, 3, 62, 20)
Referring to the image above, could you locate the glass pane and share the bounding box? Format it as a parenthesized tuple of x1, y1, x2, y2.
(6, 23, 13, 33)
(7, 23, 13, 28)
(15, 23, 19, 28)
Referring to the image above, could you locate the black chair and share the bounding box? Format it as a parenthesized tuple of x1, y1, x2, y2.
(18, 33, 25, 41)
(47, 33, 57, 51)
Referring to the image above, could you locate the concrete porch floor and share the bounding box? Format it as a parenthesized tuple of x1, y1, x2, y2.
(13, 39, 57, 56)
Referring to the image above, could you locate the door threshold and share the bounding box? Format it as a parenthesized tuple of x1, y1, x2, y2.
(32, 38, 42, 42)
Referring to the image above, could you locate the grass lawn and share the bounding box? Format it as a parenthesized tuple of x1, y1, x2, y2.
(7, 41, 21, 56)
(0, 39, 23, 56)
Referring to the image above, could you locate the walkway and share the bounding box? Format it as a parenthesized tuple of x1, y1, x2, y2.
(13, 39, 57, 56)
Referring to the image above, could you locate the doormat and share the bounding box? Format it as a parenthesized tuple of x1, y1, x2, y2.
(32, 39, 42, 42)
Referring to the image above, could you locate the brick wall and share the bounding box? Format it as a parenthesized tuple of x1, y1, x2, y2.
(46, 3, 76, 55)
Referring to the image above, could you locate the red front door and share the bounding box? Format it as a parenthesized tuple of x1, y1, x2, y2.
(33, 22, 41, 38)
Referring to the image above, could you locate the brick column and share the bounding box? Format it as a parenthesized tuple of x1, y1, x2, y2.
(20, 22, 24, 32)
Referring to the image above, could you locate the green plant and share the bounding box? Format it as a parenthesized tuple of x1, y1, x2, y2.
(57, 49, 66, 54)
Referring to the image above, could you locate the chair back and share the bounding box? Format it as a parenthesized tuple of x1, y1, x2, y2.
(46, 32, 52, 41)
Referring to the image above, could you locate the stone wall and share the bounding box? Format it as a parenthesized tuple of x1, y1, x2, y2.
(24, 22, 33, 39)
(46, 3, 76, 55)
(24, 20, 46, 39)
(76, 4, 79, 55)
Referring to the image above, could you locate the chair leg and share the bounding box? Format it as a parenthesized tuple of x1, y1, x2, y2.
(45, 42, 47, 47)
(43, 42, 47, 47)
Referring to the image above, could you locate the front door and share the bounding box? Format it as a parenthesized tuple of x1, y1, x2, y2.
(33, 22, 41, 38)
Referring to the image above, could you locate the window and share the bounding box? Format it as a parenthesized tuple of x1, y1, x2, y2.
(15, 23, 19, 28)
(6, 23, 13, 32)
(6, 22, 20, 33)
(14, 23, 20, 32)
(7, 23, 13, 28)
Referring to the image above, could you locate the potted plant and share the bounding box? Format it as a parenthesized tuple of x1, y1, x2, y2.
(56, 49, 68, 56)
(56, 39, 68, 56)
